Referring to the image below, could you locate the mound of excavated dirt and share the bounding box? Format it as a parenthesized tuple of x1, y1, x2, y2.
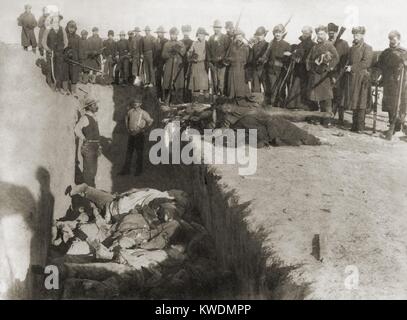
(0, 43, 77, 299)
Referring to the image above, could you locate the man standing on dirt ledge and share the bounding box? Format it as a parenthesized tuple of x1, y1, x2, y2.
(74, 98, 101, 187)
(17, 4, 38, 53)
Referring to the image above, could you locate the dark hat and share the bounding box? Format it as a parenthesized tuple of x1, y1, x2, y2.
(84, 97, 98, 108)
(389, 30, 401, 39)
(134, 27, 141, 32)
(169, 27, 179, 35)
(315, 25, 328, 34)
(254, 26, 268, 36)
(225, 21, 234, 29)
(80, 29, 88, 36)
(66, 20, 77, 33)
(108, 30, 114, 36)
(128, 30, 134, 36)
(181, 25, 192, 33)
(352, 26, 366, 35)
(327, 23, 339, 32)
(119, 30, 126, 36)
(92, 27, 99, 32)
(196, 27, 209, 36)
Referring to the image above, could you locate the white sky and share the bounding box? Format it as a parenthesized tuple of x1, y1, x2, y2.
(2, 0, 407, 49)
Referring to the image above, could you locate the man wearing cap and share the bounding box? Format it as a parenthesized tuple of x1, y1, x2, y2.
(74, 98, 101, 187)
(103, 30, 117, 85)
(119, 99, 154, 176)
(251, 26, 269, 93)
(286, 26, 316, 109)
(260, 24, 291, 107)
(306, 25, 339, 126)
(17, 4, 38, 53)
(62, 20, 81, 96)
(341, 27, 373, 133)
(225, 28, 251, 99)
(86, 27, 103, 84)
(79, 30, 90, 83)
(38, 7, 49, 57)
(162, 27, 186, 104)
(377, 30, 407, 139)
(187, 27, 209, 101)
(141, 26, 156, 87)
(154, 26, 168, 99)
(131, 27, 143, 85)
(207, 20, 229, 96)
(42, 14, 68, 90)
(328, 22, 350, 124)
(182, 25, 194, 102)
(116, 31, 131, 85)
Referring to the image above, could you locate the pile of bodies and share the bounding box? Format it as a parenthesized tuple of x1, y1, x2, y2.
(49, 184, 234, 299)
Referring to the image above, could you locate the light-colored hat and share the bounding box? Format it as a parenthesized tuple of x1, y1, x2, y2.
(119, 30, 126, 36)
(196, 27, 209, 36)
(273, 24, 285, 34)
(301, 26, 313, 34)
(155, 26, 166, 33)
(134, 27, 141, 32)
(315, 25, 328, 34)
(225, 21, 234, 29)
(80, 30, 88, 36)
(352, 26, 366, 35)
(24, 4, 32, 9)
(144, 26, 151, 31)
(213, 20, 222, 28)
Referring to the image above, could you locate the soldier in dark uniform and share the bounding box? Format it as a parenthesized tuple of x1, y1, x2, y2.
(306, 25, 339, 126)
(128, 30, 135, 82)
(342, 26, 373, 132)
(78, 30, 90, 83)
(116, 30, 131, 85)
(181, 25, 194, 102)
(62, 20, 81, 96)
(328, 22, 350, 124)
(224, 21, 235, 96)
(38, 7, 49, 57)
(154, 26, 168, 100)
(377, 30, 407, 139)
(142, 26, 156, 87)
(42, 15, 68, 91)
(260, 24, 291, 107)
(74, 98, 101, 188)
(162, 27, 186, 104)
(103, 30, 117, 85)
(286, 26, 316, 110)
(207, 20, 229, 96)
(86, 27, 103, 84)
(251, 26, 269, 94)
(225, 28, 251, 99)
(17, 4, 37, 53)
(131, 27, 143, 85)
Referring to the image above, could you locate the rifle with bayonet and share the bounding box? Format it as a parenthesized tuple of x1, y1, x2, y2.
(386, 63, 405, 140)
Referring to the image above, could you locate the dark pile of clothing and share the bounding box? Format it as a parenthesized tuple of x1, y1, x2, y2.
(49, 187, 233, 299)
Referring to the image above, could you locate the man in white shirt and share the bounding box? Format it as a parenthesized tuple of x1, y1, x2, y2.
(119, 98, 154, 176)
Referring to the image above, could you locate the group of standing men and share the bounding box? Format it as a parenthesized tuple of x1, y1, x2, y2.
(18, 4, 407, 138)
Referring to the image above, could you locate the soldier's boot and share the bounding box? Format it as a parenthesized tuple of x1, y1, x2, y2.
(23, 46, 28, 51)
(32, 47, 37, 54)
(61, 81, 70, 95)
(338, 107, 345, 125)
(39, 47, 44, 57)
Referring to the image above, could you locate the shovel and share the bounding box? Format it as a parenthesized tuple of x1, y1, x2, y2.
(133, 58, 144, 86)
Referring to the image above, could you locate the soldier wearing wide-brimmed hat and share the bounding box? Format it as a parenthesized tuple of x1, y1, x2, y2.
(74, 97, 101, 187)
(251, 26, 269, 93)
(61, 20, 81, 95)
(179, 25, 193, 102)
(207, 20, 229, 96)
(141, 26, 156, 86)
(327, 22, 349, 124)
(130, 27, 143, 85)
(305, 25, 339, 125)
(115, 30, 131, 85)
(341, 26, 373, 133)
(102, 30, 117, 85)
(377, 30, 407, 139)
(162, 27, 186, 103)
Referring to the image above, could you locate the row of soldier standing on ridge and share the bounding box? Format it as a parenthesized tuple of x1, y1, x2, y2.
(18, 4, 407, 139)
